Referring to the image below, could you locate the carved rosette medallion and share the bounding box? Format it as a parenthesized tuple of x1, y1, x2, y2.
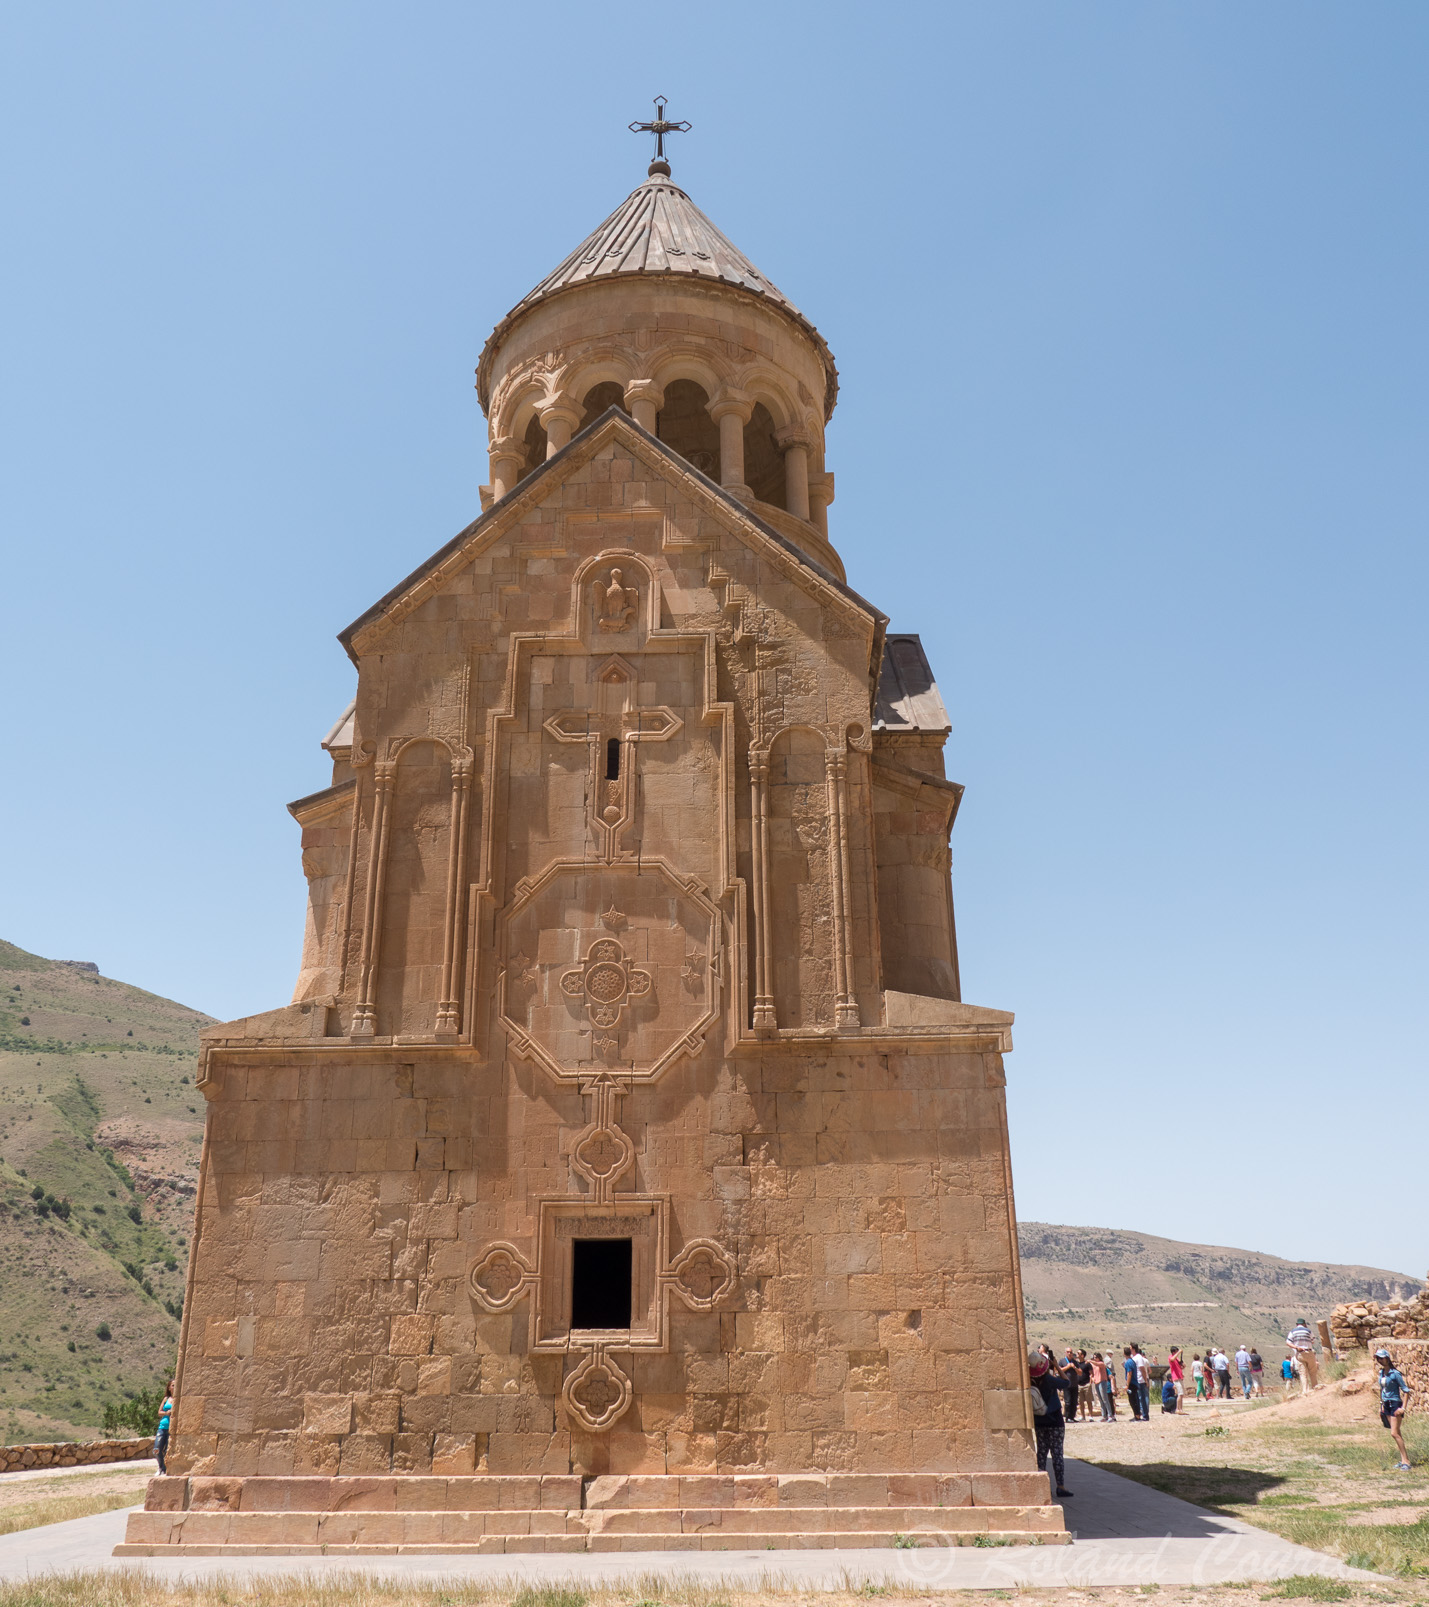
(498, 860, 722, 1083)
(560, 938, 651, 1030)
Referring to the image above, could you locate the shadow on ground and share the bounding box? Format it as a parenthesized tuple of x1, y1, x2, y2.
(1082, 1460, 1288, 1531)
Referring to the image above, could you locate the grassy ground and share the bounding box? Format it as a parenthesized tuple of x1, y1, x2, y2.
(0, 1576, 1422, 1606)
(0, 1465, 150, 1536)
(1078, 1360, 1429, 1580)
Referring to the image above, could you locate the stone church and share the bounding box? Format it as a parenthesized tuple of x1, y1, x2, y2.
(121, 127, 1064, 1553)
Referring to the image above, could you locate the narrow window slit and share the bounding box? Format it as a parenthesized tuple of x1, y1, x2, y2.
(605, 738, 621, 780)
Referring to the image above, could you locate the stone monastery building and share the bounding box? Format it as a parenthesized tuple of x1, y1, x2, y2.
(122, 122, 1063, 1554)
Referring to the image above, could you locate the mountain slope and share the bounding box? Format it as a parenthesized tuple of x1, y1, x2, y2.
(1018, 1221, 1422, 1356)
(0, 940, 209, 1441)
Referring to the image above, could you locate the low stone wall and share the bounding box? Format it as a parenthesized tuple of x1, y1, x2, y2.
(0, 1437, 153, 1473)
(1335, 1339, 1429, 1417)
(1329, 1280, 1429, 1351)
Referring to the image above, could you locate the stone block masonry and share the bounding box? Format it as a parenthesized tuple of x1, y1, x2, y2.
(123, 149, 1059, 1552)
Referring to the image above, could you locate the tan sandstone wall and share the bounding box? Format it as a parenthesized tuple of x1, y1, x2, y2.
(170, 1041, 1027, 1480)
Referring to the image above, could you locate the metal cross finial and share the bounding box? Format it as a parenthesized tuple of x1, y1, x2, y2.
(628, 96, 691, 176)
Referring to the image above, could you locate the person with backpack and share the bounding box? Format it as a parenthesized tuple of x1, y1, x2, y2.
(1212, 1347, 1232, 1398)
(1249, 1347, 1265, 1396)
(1375, 1349, 1412, 1470)
(1028, 1349, 1073, 1499)
(1075, 1350, 1096, 1423)
(1121, 1346, 1142, 1420)
(1132, 1344, 1152, 1419)
(1287, 1320, 1318, 1392)
(1167, 1346, 1185, 1409)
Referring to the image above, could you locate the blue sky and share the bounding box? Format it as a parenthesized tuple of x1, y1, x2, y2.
(2, 3, 1424, 1276)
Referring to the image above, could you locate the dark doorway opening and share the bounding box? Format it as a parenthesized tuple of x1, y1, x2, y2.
(571, 1238, 632, 1329)
(605, 737, 621, 780)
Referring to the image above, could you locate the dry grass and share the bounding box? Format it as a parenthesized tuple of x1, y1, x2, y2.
(1085, 1368, 1429, 1581)
(0, 1466, 149, 1536)
(0, 1579, 1421, 1607)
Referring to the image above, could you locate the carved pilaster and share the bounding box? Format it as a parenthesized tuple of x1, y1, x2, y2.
(826, 748, 859, 1029)
(749, 751, 776, 1033)
(435, 752, 474, 1037)
(350, 760, 396, 1037)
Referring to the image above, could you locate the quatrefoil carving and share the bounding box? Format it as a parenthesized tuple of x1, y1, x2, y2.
(571, 1121, 635, 1197)
(668, 1238, 738, 1310)
(467, 1243, 535, 1313)
(559, 937, 652, 1030)
(563, 1345, 633, 1433)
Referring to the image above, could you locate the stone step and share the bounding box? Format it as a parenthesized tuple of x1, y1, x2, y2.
(116, 1528, 1072, 1556)
(144, 1470, 1052, 1515)
(119, 1503, 1067, 1551)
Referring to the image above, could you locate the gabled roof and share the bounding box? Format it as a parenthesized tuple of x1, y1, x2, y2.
(477, 173, 838, 419)
(338, 407, 885, 668)
(874, 635, 951, 734)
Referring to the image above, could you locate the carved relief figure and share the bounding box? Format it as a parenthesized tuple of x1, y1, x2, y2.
(595, 567, 637, 631)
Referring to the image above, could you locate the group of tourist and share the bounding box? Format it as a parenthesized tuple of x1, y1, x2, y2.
(1027, 1322, 1415, 1493)
(1024, 1319, 1350, 1498)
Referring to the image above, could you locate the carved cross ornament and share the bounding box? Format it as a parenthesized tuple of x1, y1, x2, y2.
(560, 936, 651, 1030)
(465, 1076, 737, 1434)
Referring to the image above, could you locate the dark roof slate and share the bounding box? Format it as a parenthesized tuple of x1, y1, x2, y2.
(874, 635, 951, 733)
(477, 174, 838, 418)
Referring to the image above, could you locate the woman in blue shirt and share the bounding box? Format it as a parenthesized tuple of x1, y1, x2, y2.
(1375, 1349, 1412, 1470)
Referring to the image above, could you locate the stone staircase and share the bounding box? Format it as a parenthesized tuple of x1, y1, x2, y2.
(116, 1471, 1070, 1554)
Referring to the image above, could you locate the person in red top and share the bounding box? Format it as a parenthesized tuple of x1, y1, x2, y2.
(1167, 1346, 1185, 1412)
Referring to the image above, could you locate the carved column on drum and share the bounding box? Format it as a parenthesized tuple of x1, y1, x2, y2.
(749, 750, 776, 1034)
(435, 750, 474, 1037)
(826, 747, 860, 1029)
(351, 759, 396, 1038)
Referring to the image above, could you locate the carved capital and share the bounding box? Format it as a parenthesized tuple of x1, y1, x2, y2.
(808, 470, 835, 510)
(775, 427, 813, 455)
(489, 434, 526, 466)
(537, 397, 583, 433)
(623, 378, 665, 410)
(707, 387, 754, 425)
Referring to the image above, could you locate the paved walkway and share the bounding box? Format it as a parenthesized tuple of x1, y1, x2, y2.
(0, 1460, 1383, 1589)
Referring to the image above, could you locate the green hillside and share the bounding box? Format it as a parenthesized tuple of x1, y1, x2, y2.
(0, 939, 209, 1442)
(1019, 1220, 1423, 1358)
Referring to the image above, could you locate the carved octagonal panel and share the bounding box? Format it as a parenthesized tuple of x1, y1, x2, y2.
(499, 857, 722, 1082)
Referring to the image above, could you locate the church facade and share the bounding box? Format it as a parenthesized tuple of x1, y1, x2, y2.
(121, 141, 1064, 1553)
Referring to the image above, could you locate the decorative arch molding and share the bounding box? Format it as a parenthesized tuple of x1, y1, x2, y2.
(647, 344, 733, 399)
(350, 733, 475, 1041)
(732, 364, 803, 433)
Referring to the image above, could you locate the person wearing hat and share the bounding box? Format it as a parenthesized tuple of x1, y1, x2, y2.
(1028, 1348, 1074, 1499)
(1286, 1319, 1318, 1392)
(1374, 1349, 1412, 1470)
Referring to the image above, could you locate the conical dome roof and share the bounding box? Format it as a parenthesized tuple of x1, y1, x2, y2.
(477, 171, 837, 416)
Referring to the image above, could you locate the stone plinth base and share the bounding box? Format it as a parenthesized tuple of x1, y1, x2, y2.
(115, 1472, 1069, 1554)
